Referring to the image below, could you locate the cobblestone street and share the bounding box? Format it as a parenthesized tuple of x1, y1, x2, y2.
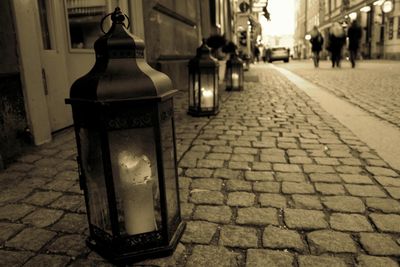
(1, 65, 400, 266)
(279, 60, 400, 128)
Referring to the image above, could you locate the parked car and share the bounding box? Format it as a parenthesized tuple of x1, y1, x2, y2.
(264, 47, 290, 63)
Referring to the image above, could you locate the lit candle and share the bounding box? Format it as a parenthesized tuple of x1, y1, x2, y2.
(118, 151, 157, 235)
(201, 87, 213, 108)
(232, 73, 239, 88)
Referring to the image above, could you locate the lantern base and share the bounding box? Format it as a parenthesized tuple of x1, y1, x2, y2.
(187, 109, 219, 117)
(87, 221, 186, 265)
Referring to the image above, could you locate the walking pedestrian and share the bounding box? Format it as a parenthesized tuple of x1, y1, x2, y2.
(347, 20, 362, 68)
(309, 26, 324, 67)
(328, 22, 346, 68)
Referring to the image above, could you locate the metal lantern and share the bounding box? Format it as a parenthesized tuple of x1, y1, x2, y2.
(65, 8, 185, 264)
(226, 52, 244, 91)
(188, 39, 219, 116)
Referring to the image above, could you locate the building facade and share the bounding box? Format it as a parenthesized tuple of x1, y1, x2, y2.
(295, 0, 400, 59)
(0, 0, 235, 167)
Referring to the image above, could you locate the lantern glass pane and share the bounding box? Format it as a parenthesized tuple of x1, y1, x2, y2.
(189, 72, 199, 108)
(79, 128, 112, 234)
(214, 69, 218, 105)
(160, 118, 179, 232)
(109, 128, 161, 236)
(200, 72, 214, 109)
(232, 67, 240, 89)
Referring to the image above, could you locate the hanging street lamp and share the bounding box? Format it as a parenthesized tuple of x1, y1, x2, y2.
(187, 39, 219, 116)
(225, 51, 244, 91)
(65, 7, 185, 264)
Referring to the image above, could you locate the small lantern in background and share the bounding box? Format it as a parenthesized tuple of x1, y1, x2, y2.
(187, 39, 219, 116)
(226, 52, 244, 91)
(65, 8, 185, 264)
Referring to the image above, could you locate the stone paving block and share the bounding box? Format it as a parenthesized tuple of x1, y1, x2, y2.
(289, 156, 313, 164)
(186, 168, 214, 178)
(340, 174, 374, 184)
(228, 161, 250, 170)
(181, 203, 194, 219)
(23, 191, 63, 206)
(0, 203, 35, 221)
(190, 191, 224, 205)
(18, 154, 43, 163)
(366, 159, 389, 167)
(314, 157, 340, 166)
(303, 164, 335, 174)
(212, 146, 233, 153)
(219, 225, 258, 248)
(197, 159, 224, 169)
(345, 184, 387, 197)
(385, 187, 400, 199)
(186, 245, 242, 267)
(260, 154, 287, 163)
(234, 147, 258, 155)
(181, 221, 218, 244)
(275, 173, 306, 182)
(0, 250, 34, 267)
(330, 213, 373, 232)
(287, 149, 308, 156)
(307, 230, 357, 254)
(0, 187, 33, 204)
(339, 158, 363, 166)
(357, 255, 399, 267)
(191, 178, 223, 191)
(51, 213, 88, 234)
(298, 255, 348, 267)
(179, 158, 197, 168)
(43, 179, 75, 192)
(366, 198, 400, 213)
(191, 145, 211, 152)
(23, 254, 71, 267)
(336, 165, 363, 174)
(179, 177, 191, 189)
(245, 171, 274, 181)
(214, 168, 240, 179)
(259, 193, 287, 208)
(375, 176, 400, 187)
(206, 153, 231, 161)
(6, 227, 56, 251)
(360, 233, 400, 256)
(193, 205, 232, 224)
(251, 162, 272, 171)
(230, 140, 252, 147)
(246, 249, 294, 267)
(366, 166, 398, 177)
(22, 208, 64, 227)
(284, 209, 328, 230)
(310, 173, 341, 183)
(231, 154, 255, 162)
(315, 183, 346, 195)
(0, 222, 25, 243)
(253, 182, 280, 193)
(253, 141, 275, 148)
(322, 196, 365, 213)
(282, 182, 315, 194)
(273, 163, 302, 173)
(227, 192, 255, 207)
(30, 167, 59, 178)
(237, 207, 279, 225)
(292, 195, 323, 210)
(262, 225, 304, 252)
(225, 180, 252, 191)
(369, 213, 400, 233)
(50, 195, 84, 212)
(47, 234, 89, 257)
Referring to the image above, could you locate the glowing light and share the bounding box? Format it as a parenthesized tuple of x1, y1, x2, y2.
(360, 6, 371, 12)
(373, 0, 385, 5)
(382, 0, 393, 13)
(349, 12, 357, 20)
(305, 34, 311, 40)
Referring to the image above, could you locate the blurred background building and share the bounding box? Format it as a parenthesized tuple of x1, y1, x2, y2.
(294, 0, 400, 60)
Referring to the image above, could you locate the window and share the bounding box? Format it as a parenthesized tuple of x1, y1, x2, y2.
(388, 17, 394, 40)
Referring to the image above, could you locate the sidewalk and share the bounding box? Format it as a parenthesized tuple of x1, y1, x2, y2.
(1, 65, 400, 266)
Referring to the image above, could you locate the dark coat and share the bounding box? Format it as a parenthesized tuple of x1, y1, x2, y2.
(347, 23, 362, 51)
(310, 34, 324, 52)
(328, 34, 345, 53)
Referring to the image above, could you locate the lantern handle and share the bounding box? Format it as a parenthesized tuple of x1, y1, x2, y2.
(100, 8, 131, 34)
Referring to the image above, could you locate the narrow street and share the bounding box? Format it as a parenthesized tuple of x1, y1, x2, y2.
(1, 64, 400, 266)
